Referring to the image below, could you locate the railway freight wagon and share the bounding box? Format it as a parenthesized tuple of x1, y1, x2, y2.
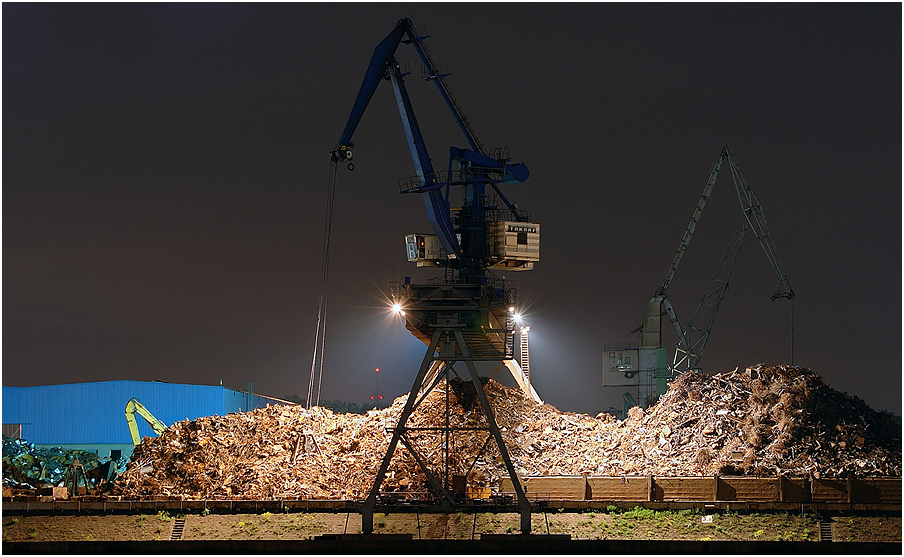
(500, 475, 901, 511)
(2, 381, 291, 461)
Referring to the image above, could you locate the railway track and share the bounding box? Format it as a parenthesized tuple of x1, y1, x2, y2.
(4, 475, 899, 515)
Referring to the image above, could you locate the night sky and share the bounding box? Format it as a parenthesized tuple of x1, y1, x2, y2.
(4, 3, 901, 416)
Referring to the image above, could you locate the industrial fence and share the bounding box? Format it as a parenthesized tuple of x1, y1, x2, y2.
(498, 476, 901, 506)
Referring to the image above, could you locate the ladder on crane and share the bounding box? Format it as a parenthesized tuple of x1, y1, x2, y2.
(519, 325, 532, 391)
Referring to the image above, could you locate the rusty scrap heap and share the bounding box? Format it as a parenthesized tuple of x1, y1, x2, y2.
(115, 365, 900, 500)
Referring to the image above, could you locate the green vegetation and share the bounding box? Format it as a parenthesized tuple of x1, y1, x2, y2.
(0, 511, 896, 543)
(374, 512, 387, 529)
(561, 506, 824, 541)
(622, 506, 656, 520)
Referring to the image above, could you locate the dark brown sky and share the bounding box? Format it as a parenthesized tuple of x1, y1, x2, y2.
(3, 3, 901, 415)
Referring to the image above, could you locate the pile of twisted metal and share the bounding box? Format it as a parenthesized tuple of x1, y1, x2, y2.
(114, 365, 900, 500)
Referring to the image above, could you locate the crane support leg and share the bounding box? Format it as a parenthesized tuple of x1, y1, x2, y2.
(362, 326, 532, 534)
(362, 329, 443, 534)
(455, 330, 532, 534)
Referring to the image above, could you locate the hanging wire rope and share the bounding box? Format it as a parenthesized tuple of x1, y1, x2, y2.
(307, 163, 338, 410)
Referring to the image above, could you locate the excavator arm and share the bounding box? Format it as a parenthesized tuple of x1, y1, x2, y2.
(124, 398, 167, 446)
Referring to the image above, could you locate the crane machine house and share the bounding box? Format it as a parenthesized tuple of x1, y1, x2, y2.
(405, 221, 540, 270)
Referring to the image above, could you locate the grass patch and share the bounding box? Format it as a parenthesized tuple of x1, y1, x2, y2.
(623, 506, 656, 520)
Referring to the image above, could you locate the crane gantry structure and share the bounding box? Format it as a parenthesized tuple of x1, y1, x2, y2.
(330, 18, 541, 533)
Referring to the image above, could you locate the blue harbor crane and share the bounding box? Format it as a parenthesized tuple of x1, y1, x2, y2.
(329, 18, 541, 534)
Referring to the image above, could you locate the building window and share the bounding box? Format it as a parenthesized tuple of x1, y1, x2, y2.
(110, 450, 122, 460)
(517, 232, 528, 245)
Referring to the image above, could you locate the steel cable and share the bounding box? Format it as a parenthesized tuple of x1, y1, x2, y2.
(307, 162, 338, 410)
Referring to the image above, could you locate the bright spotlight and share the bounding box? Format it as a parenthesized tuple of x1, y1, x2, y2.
(391, 303, 404, 315)
(514, 312, 523, 323)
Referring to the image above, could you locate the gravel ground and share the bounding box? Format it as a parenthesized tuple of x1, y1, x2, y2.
(2, 510, 899, 543)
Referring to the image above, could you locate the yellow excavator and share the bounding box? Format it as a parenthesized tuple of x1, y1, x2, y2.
(124, 398, 167, 446)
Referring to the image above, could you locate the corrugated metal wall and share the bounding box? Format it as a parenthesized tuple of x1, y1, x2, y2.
(2, 381, 287, 446)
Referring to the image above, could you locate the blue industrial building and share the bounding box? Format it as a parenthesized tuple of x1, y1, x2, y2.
(2, 381, 292, 460)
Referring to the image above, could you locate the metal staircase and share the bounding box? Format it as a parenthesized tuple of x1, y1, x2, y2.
(170, 518, 185, 541)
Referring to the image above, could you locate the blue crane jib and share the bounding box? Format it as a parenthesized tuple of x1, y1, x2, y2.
(330, 18, 539, 280)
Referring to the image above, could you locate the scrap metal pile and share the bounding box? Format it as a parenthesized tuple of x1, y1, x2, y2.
(2, 437, 124, 490)
(115, 365, 900, 500)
